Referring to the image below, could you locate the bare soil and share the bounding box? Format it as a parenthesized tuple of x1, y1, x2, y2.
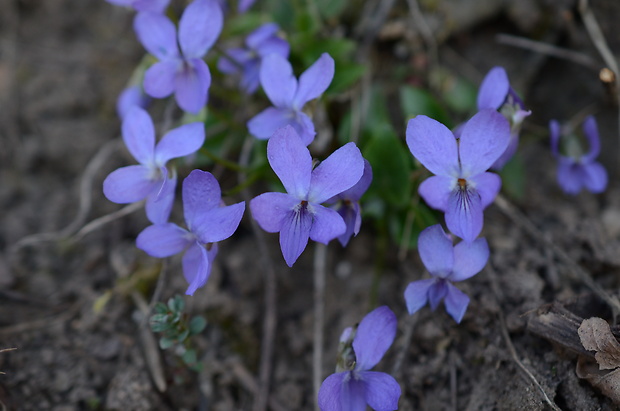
(2, 0, 620, 410)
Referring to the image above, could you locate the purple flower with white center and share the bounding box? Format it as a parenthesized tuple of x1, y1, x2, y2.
(117, 85, 150, 119)
(318, 306, 401, 411)
(134, 0, 224, 114)
(106, 0, 170, 13)
(250, 125, 364, 267)
(103, 107, 205, 224)
(136, 170, 245, 295)
(325, 159, 373, 247)
(550, 116, 608, 195)
(217, 23, 290, 94)
(477, 66, 531, 170)
(406, 109, 510, 242)
(404, 224, 489, 323)
(247, 53, 335, 146)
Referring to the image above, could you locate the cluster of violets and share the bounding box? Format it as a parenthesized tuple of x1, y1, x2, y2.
(102, 1, 610, 409)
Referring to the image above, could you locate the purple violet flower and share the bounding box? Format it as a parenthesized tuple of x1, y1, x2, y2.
(318, 306, 401, 411)
(325, 159, 373, 247)
(117, 85, 150, 120)
(134, 0, 224, 114)
(238, 0, 257, 13)
(136, 169, 245, 295)
(106, 0, 170, 13)
(247, 53, 335, 146)
(404, 224, 489, 323)
(550, 115, 608, 195)
(250, 125, 364, 267)
(103, 107, 205, 224)
(217, 23, 290, 94)
(406, 109, 510, 242)
(477, 66, 531, 170)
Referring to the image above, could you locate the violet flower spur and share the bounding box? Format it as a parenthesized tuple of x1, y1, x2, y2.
(136, 170, 245, 295)
(406, 109, 510, 242)
(249, 125, 364, 267)
(217, 23, 290, 94)
(116, 85, 150, 120)
(106, 0, 170, 13)
(103, 107, 205, 224)
(404, 224, 489, 323)
(550, 116, 608, 195)
(477, 66, 531, 170)
(134, 0, 224, 114)
(247, 53, 335, 145)
(325, 159, 373, 247)
(318, 306, 401, 411)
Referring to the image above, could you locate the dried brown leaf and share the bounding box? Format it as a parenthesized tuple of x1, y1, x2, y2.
(578, 317, 620, 370)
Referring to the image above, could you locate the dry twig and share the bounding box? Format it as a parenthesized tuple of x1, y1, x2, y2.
(238, 136, 278, 411)
(578, 0, 620, 168)
(496, 34, 599, 70)
(10, 139, 121, 252)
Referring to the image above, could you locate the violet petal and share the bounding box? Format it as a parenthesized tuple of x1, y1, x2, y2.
(361, 371, 401, 411)
(418, 175, 453, 212)
(308, 142, 364, 204)
(406, 115, 459, 177)
(444, 283, 470, 323)
(450, 237, 489, 282)
(279, 208, 312, 267)
(445, 187, 484, 242)
(182, 170, 222, 226)
(417, 224, 454, 278)
(476, 66, 509, 110)
(191, 201, 245, 244)
(250, 192, 299, 233)
(247, 107, 294, 140)
(143, 59, 179, 98)
(175, 58, 211, 114)
(154, 122, 205, 165)
(103, 165, 155, 204)
(178, 0, 223, 59)
(352, 306, 397, 372)
(122, 107, 155, 165)
(260, 54, 297, 108)
(308, 204, 346, 244)
(404, 278, 435, 315)
(133, 12, 179, 60)
(292, 53, 334, 109)
(458, 109, 510, 177)
(136, 223, 192, 258)
(266, 126, 312, 199)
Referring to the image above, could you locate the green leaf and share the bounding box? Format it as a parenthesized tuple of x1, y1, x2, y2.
(316, 0, 347, 18)
(189, 316, 207, 335)
(177, 328, 190, 343)
(221, 12, 264, 37)
(388, 204, 439, 249)
(182, 349, 198, 366)
(153, 302, 168, 314)
(167, 295, 184, 313)
(150, 313, 169, 324)
(363, 130, 414, 208)
(151, 322, 171, 333)
(499, 154, 525, 200)
(159, 337, 175, 350)
(399, 85, 450, 125)
(328, 62, 366, 95)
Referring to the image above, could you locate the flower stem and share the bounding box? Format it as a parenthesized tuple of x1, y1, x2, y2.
(313, 242, 328, 411)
